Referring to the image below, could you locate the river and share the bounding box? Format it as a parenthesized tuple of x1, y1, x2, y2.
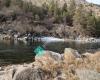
(0, 38, 100, 66)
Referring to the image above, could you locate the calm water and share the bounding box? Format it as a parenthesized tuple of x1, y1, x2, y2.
(0, 39, 100, 66)
(0, 40, 34, 66)
(45, 42, 100, 53)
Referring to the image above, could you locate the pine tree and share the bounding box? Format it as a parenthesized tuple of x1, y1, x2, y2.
(67, 0, 76, 26)
(4, 0, 11, 7)
(73, 4, 87, 36)
(95, 17, 100, 37)
(86, 12, 96, 36)
(68, 0, 76, 17)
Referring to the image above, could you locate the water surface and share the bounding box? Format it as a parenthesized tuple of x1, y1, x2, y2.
(0, 39, 100, 65)
(0, 40, 34, 66)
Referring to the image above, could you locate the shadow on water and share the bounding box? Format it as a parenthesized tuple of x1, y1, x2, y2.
(0, 40, 34, 66)
(45, 41, 100, 53)
(0, 39, 100, 65)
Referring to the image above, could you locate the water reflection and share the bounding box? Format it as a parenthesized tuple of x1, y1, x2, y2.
(0, 40, 34, 66)
(0, 39, 100, 65)
(45, 42, 100, 53)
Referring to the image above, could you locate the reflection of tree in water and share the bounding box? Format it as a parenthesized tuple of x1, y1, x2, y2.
(0, 40, 12, 46)
(41, 41, 100, 54)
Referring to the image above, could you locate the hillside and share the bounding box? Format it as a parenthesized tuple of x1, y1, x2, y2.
(24, 0, 100, 16)
(0, 0, 100, 38)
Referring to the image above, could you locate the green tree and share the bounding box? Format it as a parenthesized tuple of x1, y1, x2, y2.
(73, 4, 98, 36)
(22, 1, 33, 12)
(53, 3, 68, 23)
(68, 0, 76, 26)
(95, 17, 100, 36)
(4, 0, 11, 7)
(86, 13, 96, 36)
(47, 0, 56, 16)
(73, 4, 88, 36)
(68, 0, 76, 17)
(14, 0, 24, 8)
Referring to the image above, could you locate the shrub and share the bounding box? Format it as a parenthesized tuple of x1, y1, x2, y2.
(13, 0, 24, 8)
(95, 17, 100, 37)
(4, 0, 11, 7)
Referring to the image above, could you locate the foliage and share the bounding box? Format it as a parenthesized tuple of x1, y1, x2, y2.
(42, 0, 70, 23)
(86, 13, 96, 36)
(14, 0, 24, 9)
(73, 3, 100, 37)
(0, 0, 11, 8)
(95, 17, 100, 36)
(0, 0, 100, 37)
(68, 0, 76, 17)
(4, 0, 11, 7)
(73, 4, 87, 36)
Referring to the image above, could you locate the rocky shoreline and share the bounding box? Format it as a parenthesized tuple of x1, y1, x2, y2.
(0, 32, 100, 44)
(0, 48, 100, 80)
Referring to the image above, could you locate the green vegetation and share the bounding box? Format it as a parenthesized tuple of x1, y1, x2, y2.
(73, 4, 96, 36)
(4, 0, 11, 7)
(95, 17, 100, 37)
(0, 0, 11, 9)
(0, 0, 100, 37)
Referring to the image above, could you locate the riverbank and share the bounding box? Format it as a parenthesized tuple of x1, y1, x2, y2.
(0, 48, 100, 80)
(0, 32, 100, 44)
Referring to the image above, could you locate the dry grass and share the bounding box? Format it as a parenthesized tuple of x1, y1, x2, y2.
(34, 51, 100, 80)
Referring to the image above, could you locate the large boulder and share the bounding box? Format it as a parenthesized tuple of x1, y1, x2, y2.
(0, 70, 13, 80)
(0, 63, 34, 80)
(82, 52, 100, 73)
(82, 51, 100, 61)
(13, 68, 52, 80)
(76, 69, 100, 80)
(34, 51, 62, 69)
(91, 51, 100, 61)
(13, 51, 66, 80)
(64, 48, 81, 64)
(35, 51, 62, 61)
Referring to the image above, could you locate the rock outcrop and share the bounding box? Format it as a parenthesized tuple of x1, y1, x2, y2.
(13, 68, 52, 80)
(82, 51, 100, 61)
(76, 69, 100, 80)
(0, 48, 100, 80)
(64, 48, 81, 64)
